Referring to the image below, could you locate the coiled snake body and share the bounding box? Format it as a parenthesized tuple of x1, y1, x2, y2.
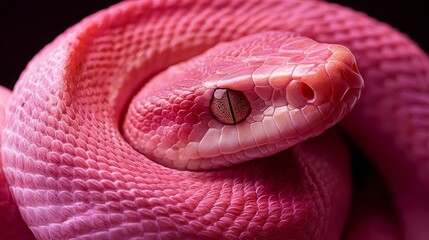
(0, 0, 428, 239)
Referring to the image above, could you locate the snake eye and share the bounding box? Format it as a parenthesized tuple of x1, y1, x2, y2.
(210, 88, 251, 125)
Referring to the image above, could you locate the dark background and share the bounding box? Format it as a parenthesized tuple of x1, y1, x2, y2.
(0, 0, 428, 90)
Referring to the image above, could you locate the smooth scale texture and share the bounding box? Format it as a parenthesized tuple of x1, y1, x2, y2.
(0, 0, 428, 240)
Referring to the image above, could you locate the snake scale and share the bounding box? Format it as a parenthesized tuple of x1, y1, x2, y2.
(0, 0, 428, 239)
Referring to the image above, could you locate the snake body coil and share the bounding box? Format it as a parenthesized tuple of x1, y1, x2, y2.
(0, 1, 428, 239)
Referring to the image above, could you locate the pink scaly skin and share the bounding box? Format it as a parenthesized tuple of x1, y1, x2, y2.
(0, 0, 428, 239)
(0, 86, 35, 239)
(123, 32, 363, 170)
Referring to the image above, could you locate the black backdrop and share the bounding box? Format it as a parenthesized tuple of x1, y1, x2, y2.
(0, 0, 428, 89)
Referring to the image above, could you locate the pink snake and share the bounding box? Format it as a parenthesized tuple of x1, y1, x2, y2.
(1, 0, 429, 239)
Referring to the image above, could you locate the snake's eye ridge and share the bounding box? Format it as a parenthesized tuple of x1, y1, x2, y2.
(210, 88, 251, 125)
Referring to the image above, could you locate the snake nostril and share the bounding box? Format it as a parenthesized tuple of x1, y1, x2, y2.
(300, 82, 315, 100)
(210, 88, 251, 125)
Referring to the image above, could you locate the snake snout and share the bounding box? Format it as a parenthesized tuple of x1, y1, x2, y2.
(301, 46, 364, 108)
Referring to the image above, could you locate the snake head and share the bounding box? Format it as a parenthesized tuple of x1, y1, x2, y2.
(123, 32, 364, 170)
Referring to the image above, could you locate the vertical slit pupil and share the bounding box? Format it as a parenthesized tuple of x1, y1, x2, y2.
(226, 90, 237, 124)
(210, 88, 251, 125)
